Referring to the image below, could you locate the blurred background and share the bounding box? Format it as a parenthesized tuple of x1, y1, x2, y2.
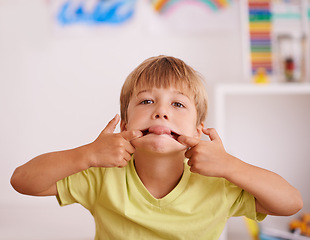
(1, 0, 309, 239)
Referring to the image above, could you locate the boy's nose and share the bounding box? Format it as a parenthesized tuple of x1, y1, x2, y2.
(152, 103, 169, 120)
(154, 113, 168, 120)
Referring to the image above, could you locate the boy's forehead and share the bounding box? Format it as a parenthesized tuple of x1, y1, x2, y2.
(133, 85, 193, 98)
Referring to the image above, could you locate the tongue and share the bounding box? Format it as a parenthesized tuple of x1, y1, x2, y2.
(148, 126, 171, 135)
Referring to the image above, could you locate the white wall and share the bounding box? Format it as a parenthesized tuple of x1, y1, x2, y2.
(1, 0, 308, 239)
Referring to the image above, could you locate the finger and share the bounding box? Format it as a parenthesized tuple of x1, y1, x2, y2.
(124, 141, 136, 154)
(177, 135, 200, 148)
(189, 165, 199, 174)
(187, 160, 198, 174)
(117, 159, 129, 168)
(184, 148, 193, 159)
(121, 130, 143, 142)
(203, 128, 222, 143)
(187, 159, 193, 167)
(102, 114, 120, 134)
(123, 151, 132, 162)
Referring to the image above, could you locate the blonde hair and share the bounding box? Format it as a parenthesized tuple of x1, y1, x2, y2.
(120, 55, 208, 126)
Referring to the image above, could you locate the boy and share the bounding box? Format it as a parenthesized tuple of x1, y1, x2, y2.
(11, 55, 303, 239)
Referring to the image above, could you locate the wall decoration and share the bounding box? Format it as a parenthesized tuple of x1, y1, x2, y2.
(52, 0, 136, 26)
(248, 0, 273, 83)
(150, 0, 235, 15)
(145, 0, 239, 34)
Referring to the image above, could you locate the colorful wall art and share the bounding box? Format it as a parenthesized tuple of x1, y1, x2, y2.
(151, 0, 235, 15)
(55, 0, 136, 25)
(248, 0, 273, 78)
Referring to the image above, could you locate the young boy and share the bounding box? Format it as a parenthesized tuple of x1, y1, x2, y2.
(11, 55, 303, 240)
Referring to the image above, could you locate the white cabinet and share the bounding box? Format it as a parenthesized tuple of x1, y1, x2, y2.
(215, 83, 310, 239)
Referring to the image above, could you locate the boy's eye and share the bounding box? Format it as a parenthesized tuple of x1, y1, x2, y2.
(172, 102, 185, 108)
(140, 99, 154, 105)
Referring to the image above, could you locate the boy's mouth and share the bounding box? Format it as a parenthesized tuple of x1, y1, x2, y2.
(141, 126, 180, 141)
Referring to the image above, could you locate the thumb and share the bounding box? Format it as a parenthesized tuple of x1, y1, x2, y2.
(102, 114, 120, 134)
(203, 128, 222, 143)
(177, 135, 200, 148)
(121, 130, 143, 142)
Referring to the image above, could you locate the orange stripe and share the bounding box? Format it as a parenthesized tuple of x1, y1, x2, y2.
(154, 0, 169, 11)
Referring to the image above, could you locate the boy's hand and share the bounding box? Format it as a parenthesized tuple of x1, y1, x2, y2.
(87, 114, 142, 168)
(178, 128, 231, 178)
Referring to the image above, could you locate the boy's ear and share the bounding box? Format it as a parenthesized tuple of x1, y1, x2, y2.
(195, 122, 204, 138)
(120, 120, 127, 132)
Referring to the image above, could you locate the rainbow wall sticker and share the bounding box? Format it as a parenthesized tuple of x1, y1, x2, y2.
(151, 0, 234, 14)
(248, 0, 273, 76)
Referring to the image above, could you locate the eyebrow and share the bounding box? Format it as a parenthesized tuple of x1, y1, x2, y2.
(175, 91, 189, 98)
(136, 89, 190, 98)
(136, 89, 150, 96)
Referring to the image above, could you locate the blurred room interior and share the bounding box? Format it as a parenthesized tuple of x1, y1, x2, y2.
(1, 0, 309, 239)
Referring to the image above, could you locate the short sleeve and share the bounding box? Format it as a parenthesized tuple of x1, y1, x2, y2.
(56, 167, 106, 211)
(226, 180, 266, 222)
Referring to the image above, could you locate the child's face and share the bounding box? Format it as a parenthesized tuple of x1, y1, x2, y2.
(121, 86, 203, 154)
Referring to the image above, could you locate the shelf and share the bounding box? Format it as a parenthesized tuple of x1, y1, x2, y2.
(214, 83, 310, 143)
(215, 83, 310, 95)
(242, 0, 310, 83)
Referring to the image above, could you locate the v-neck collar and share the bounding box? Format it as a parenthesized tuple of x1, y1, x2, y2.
(128, 156, 191, 208)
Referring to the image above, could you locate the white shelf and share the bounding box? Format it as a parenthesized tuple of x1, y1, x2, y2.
(216, 83, 310, 95)
(241, 0, 310, 82)
(215, 83, 310, 143)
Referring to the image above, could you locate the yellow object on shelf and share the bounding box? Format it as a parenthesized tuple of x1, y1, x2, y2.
(253, 68, 269, 84)
(290, 213, 310, 237)
(243, 217, 260, 240)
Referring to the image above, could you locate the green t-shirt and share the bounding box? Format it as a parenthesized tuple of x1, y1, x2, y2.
(57, 158, 265, 240)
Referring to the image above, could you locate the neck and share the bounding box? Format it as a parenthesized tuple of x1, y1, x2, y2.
(133, 150, 185, 199)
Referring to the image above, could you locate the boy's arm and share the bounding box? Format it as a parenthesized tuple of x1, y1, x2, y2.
(178, 128, 303, 216)
(11, 146, 91, 196)
(11, 115, 142, 196)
